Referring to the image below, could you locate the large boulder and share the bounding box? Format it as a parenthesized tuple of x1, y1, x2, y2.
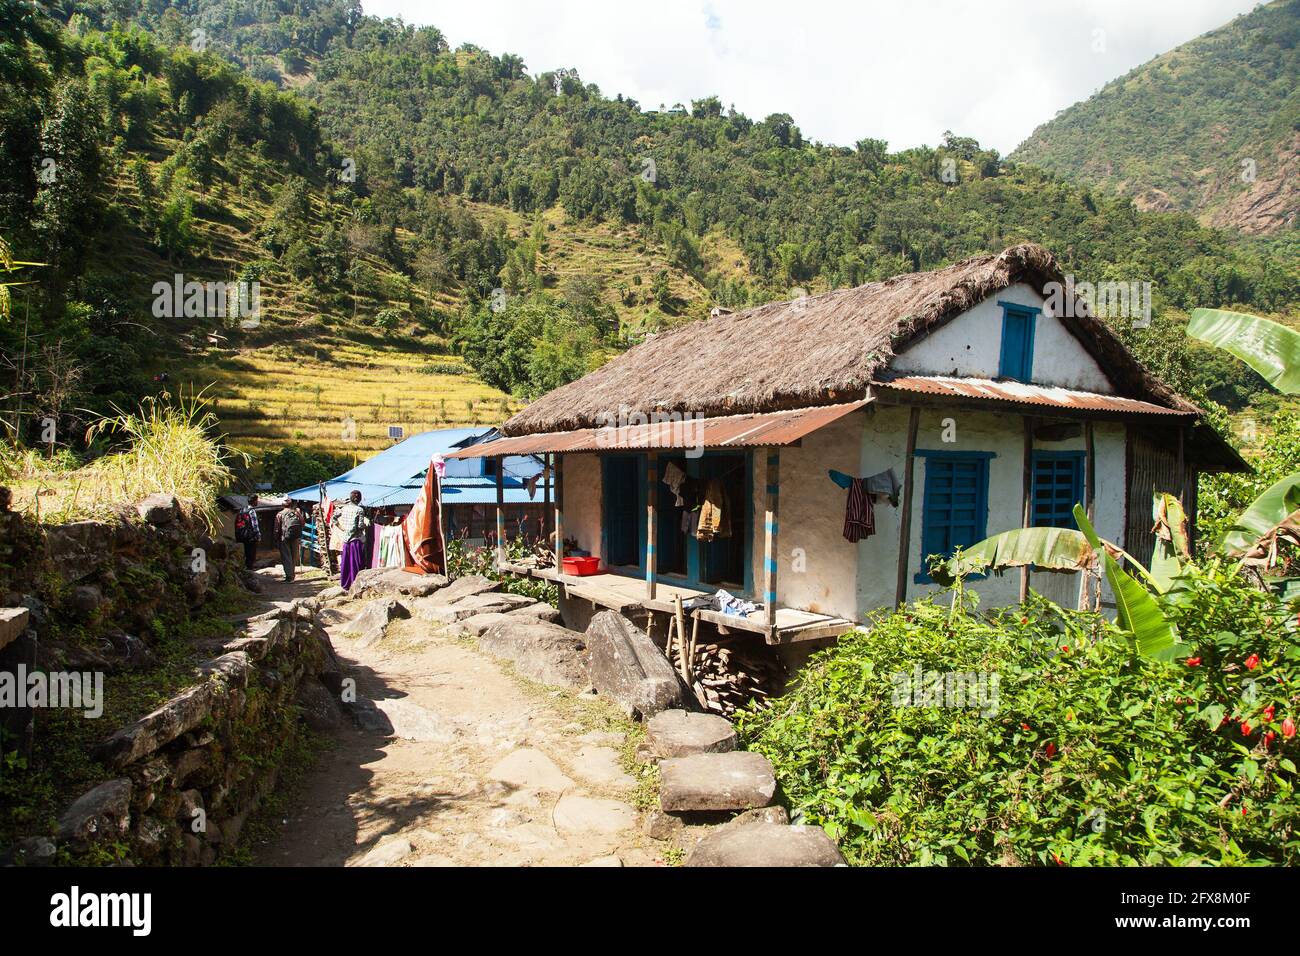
(478, 620, 589, 689)
(57, 778, 133, 843)
(418, 591, 535, 624)
(417, 574, 500, 606)
(508, 602, 562, 624)
(659, 751, 777, 812)
(646, 710, 737, 758)
(685, 823, 845, 867)
(348, 567, 448, 599)
(584, 611, 685, 719)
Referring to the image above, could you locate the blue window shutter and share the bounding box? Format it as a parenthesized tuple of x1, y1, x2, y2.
(1030, 451, 1085, 529)
(915, 452, 991, 583)
(602, 456, 644, 568)
(998, 302, 1039, 381)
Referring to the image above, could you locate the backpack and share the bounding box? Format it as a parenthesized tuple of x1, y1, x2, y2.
(235, 508, 257, 543)
(280, 508, 303, 540)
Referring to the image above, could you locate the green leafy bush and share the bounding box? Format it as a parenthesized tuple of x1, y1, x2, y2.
(446, 537, 557, 604)
(739, 569, 1300, 866)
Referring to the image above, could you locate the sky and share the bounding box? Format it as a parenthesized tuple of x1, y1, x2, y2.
(360, 0, 1261, 154)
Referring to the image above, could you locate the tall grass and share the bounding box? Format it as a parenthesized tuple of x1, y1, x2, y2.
(4, 392, 242, 529)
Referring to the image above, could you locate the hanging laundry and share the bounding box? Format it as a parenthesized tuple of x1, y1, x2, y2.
(843, 477, 876, 543)
(662, 461, 688, 506)
(866, 467, 901, 507)
(525, 465, 550, 500)
(696, 478, 730, 541)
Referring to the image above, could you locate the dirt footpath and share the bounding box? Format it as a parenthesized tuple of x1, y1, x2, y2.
(252, 573, 665, 867)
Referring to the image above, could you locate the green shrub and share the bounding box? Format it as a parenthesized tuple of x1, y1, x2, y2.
(739, 569, 1300, 866)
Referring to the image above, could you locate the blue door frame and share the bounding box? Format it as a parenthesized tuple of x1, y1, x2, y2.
(600, 451, 754, 597)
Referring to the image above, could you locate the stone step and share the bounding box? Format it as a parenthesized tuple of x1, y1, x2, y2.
(659, 751, 776, 812)
(685, 822, 845, 867)
(645, 709, 737, 758)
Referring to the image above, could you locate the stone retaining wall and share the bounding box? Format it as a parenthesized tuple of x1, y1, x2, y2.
(47, 600, 341, 866)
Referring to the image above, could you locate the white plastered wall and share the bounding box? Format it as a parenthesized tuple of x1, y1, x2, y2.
(891, 282, 1115, 394)
(855, 405, 1127, 614)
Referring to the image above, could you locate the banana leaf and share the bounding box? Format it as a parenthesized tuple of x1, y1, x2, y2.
(1149, 492, 1190, 593)
(932, 526, 1095, 586)
(1074, 505, 1180, 660)
(1222, 472, 1300, 558)
(1187, 308, 1300, 395)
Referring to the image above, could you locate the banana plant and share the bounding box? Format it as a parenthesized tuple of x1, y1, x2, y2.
(1188, 307, 1300, 396)
(1187, 307, 1300, 568)
(934, 498, 1183, 660)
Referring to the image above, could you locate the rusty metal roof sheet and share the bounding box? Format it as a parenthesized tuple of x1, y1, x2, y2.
(872, 376, 1192, 417)
(443, 400, 871, 458)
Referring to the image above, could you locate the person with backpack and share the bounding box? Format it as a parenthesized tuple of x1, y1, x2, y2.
(332, 490, 370, 590)
(235, 494, 260, 570)
(275, 502, 305, 582)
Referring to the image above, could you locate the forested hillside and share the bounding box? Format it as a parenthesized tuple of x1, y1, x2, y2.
(1013, 0, 1299, 235)
(6, 0, 1300, 478)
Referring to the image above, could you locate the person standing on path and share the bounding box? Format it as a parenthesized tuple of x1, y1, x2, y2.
(275, 501, 305, 581)
(333, 490, 370, 590)
(235, 494, 261, 570)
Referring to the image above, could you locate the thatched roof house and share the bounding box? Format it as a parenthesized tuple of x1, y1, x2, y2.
(451, 243, 1244, 652)
(505, 243, 1191, 435)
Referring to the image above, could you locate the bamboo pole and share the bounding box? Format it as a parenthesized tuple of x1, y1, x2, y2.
(646, 452, 658, 600)
(763, 449, 780, 629)
(894, 407, 921, 608)
(1020, 416, 1033, 603)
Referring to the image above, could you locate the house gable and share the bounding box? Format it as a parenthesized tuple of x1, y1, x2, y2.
(888, 282, 1116, 394)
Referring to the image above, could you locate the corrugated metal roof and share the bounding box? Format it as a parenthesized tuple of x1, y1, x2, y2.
(872, 376, 1193, 417)
(444, 400, 872, 458)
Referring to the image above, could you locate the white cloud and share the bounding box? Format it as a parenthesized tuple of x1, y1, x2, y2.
(362, 0, 1260, 153)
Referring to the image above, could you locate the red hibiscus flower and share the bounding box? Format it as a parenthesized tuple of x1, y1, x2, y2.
(1245, 654, 1260, 671)
(1283, 717, 1297, 739)
(1186, 657, 1201, 667)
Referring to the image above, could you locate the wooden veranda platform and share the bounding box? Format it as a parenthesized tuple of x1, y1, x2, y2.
(499, 561, 854, 645)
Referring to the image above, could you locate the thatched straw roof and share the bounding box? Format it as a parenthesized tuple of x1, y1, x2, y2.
(503, 243, 1193, 436)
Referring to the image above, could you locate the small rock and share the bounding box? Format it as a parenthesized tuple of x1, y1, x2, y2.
(343, 597, 410, 635)
(642, 809, 684, 841)
(136, 493, 178, 525)
(69, 584, 105, 616)
(646, 710, 738, 758)
(685, 823, 845, 867)
(375, 699, 457, 743)
(581, 855, 624, 867)
(13, 836, 56, 866)
(721, 806, 789, 830)
(356, 836, 412, 867)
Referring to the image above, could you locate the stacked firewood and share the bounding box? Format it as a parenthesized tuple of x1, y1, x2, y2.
(672, 638, 786, 717)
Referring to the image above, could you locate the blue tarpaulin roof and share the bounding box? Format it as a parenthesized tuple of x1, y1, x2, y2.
(284, 428, 548, 508)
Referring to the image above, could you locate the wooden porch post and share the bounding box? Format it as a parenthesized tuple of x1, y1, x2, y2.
(542, 452, 551, 545)
(554, 454, 565, 570)
(646, 452, 658, 600)
(495, 455, 506, 568)
(1085, 420, 1097, 522)
(763, 449, 780, 629)
(1176, 424, 1186, 509)
(1020, 416, 1034, 603)
(894, 407, 921, 608)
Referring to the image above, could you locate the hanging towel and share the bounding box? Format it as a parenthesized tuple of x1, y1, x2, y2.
(843, 477, 876, 543)
(662, 461, 688, 506)
(866, 467, 901, 507)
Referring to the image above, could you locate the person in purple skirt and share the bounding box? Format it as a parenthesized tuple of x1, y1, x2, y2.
(333, 490, 371, 590)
